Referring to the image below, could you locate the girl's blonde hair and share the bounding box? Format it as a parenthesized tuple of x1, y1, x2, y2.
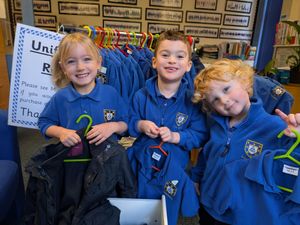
(51, 32, 101, 88)
(193, 58, 254, 112)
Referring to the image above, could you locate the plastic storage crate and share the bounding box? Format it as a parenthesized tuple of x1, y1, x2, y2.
(109, 195, 168, 225)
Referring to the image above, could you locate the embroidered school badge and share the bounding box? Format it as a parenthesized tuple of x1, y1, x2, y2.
(96, 67, 108, 84)
(244, 140, 263, 158)
(97, 73, 108, 84)
(272, 86, 285, 97)
(164, 180, 178, 198)
(103, 109, 115, 122)
(176, 112, 188, 126)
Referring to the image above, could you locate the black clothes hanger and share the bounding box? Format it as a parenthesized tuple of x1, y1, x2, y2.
(274, 129, 300, 192)
(63, 114, 93, 163)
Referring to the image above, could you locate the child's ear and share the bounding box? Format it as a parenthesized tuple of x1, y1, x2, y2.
(152, 57, 157, 69)
(59, 61, 66, 74)
(186, 60, 192, 72)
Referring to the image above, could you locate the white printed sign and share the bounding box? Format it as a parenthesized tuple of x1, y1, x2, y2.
(8, 23, 64, 129)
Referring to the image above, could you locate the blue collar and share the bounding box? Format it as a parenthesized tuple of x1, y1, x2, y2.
(145, 76, 189, 104)
(65, 78, 103, 102)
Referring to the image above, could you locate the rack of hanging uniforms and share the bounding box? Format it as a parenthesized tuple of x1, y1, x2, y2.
(58, 25, 200, 104)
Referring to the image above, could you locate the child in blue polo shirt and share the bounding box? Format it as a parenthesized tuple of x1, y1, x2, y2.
(191, 58, 300, 225)
(38, 32, 128, 147)
(127, 31, 208, 225)
(128, 30, 208, 167)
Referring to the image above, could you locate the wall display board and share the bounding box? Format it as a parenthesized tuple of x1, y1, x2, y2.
(13, 0, 51, 12)
(7, 0, 258, 50)
(14, 13, 57, 28)
(225, 0, 252, 14)
(184, 26, 218, 38)
(103, 5, 142, 19)
(195, 0, 218, 10)
(108, 0, 137, 4)
(8, 24, 63, 129)
(219, 28, 252, 40)
(186, 11, 222, 24)
(148, 23, 179, 33)
(58, 2, 100, 16)
(103, 20, 141, 32)
(149, 0, 182, 9)
(146, 8, 183, 22)
(223, 14, 249, 27)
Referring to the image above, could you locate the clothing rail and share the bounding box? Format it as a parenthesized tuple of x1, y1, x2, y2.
(58, 24, 146, 38)
(57, 24, 194, 49)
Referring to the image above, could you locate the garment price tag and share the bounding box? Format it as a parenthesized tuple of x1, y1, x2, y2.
(283, 164, 299, 176)
(100, 66, 107, 74)
(152, 152, 161, 161)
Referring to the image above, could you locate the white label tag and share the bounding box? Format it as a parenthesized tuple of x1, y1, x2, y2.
(100, 66, 107, 74)
(152, 152, 161, 161)
(283, 164, 299, 176)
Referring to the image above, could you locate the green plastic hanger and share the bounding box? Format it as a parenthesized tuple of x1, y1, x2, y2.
(274, 129, 300, 192)
(63, 114, 93, 163)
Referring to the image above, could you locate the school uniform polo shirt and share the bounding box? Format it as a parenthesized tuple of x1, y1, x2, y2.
(128, 76, 208, 166)
(107, 51, 132, 104)
(132, 139, 200, 225)
(203, 149, 300, 225)
(38, 79, 128, 138)
(253, 75, 294, 114)
(191, 97, 289, 189)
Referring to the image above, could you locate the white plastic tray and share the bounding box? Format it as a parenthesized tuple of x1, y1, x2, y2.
(109, 195, 168, 225)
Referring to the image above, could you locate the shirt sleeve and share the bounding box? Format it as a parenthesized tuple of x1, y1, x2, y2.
(178, 107, 209, 150)
(38, 94, 60, 137)
(128, 90, 144, 137)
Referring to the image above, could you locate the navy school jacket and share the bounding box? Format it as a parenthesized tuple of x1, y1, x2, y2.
(23, 129, 137, 225)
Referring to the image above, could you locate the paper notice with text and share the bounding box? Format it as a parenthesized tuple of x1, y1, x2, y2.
(8, 24, 64, 129)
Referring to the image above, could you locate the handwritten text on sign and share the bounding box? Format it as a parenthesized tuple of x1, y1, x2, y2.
(8, 24, 64, 129)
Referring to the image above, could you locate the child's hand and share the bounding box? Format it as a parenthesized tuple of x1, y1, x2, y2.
(275, 109, 300, 137)
(138, 120, 160, 138)
(159, 127, 180, 144)
(86, 123, 115, 145)
(59, 128, 81, 147)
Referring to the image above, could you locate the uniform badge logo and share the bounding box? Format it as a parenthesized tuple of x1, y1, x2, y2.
(97, 73, 108, 84)
(272, 86, 285, 97)
(164, 180, 178, 198)
(244, 140, 263, 158)
(176, 112, 188, 126)
(104, 109, 115, 122)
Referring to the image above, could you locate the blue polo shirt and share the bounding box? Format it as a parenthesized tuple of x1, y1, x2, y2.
(202, 149, 300, 225)
(38, 78, 128, 138)
(253, 75, 294, 115)
(129, 139, 200, 225)
(190, 97, 289, 185)
(128, 76, 208, 167)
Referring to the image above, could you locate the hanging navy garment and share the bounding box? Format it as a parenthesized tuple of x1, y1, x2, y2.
(127, 138, 199, 225)
(202, 149, 300, 225)
(23, 129, 137, 225)
(253, 75, 294, 115)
